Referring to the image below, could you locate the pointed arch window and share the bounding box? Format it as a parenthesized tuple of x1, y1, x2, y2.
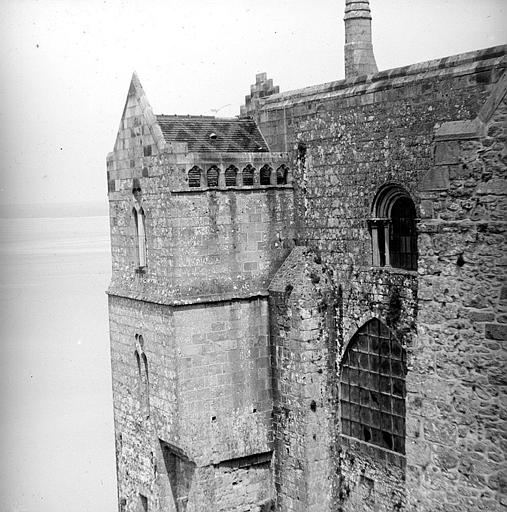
(207, 166, 219, 188)
(340, 319, 406, 454)
(260, 164, 272, 185)
(242, 164, 255, 186)
(188, 166, 202, 188)
(370, 185, 417, 270)
(225, 165, 238, 187)
(132, 203, 147, 268)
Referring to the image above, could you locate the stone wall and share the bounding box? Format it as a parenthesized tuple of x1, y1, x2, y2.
(255, 47, 506, 511)
(407, 79, 507, 512)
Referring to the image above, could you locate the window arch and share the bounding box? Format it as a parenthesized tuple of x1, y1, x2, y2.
(370, 185, 417, 270)
(188, 166, 202, 187)
(242, 164, 255, 186)
(276, 164, 289, 185)
(340, 319, 406, 454)
(225, 165, 238, 187)
(132, 204, 147, 268)
(207, 166, 219, 188)
(260, 164, 272, 185)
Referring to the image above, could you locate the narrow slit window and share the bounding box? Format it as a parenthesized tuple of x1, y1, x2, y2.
(133, 205, 147, 268)
(370, 186, 417, 271)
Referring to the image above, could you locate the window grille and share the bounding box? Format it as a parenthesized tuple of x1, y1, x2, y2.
(242, 164, 255, 186)
(188, 166, 202, 187)
(340, 319, 406, 454)
(207, 166, 219, 188)
(225, 165, 238, 187)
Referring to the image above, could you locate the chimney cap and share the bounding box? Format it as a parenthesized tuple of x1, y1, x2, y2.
(344, 0, 372, 20)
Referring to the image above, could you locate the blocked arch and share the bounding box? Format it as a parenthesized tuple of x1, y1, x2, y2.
(339, 318, 406, 454)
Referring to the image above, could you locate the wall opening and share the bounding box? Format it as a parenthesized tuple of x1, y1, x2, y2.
(225, 165, 238, 187)
(188, 166, 202, 187)
(340, 319, 406, 454)
(276, 164, 289, 185)
(207, 166, 219, 188)
(132, 198, 147, 269)
(370, 185, 417, 271)
(242, 164, 255, 186)
(260, 164, 272, 185)
(160, 441, 196, 512)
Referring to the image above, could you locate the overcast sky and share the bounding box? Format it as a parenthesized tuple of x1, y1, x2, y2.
(1, 0, 505, 206)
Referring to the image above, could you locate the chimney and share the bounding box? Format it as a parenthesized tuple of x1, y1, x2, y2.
(344, 0, 378, 78)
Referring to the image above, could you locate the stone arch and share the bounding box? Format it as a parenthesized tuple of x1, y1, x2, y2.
(260, 164, 272, 185)
(370, 184, 418, 270)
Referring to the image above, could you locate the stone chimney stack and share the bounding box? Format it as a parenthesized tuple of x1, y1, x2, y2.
(344, 0, 378, 78)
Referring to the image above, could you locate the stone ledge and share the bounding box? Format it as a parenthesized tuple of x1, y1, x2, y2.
(106, 289, 269, 308)
(340, 434, 406, 469)
(171, 185, 294, 194)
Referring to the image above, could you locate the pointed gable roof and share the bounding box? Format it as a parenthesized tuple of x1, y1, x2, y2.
(156, 115, 269, 153)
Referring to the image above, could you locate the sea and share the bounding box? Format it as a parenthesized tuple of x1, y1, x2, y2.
(0, 214, 117, 511)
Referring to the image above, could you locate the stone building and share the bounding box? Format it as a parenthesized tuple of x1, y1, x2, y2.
(107, 1, 506, 510)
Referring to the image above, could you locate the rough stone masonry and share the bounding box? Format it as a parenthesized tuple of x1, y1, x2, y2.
(107, 1, 506, 511)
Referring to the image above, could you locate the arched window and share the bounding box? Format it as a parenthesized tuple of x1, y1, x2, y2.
(225, 165, 238, 187)
(340, 319, 406, 454)
(276, 164, 289, 185)
(188, 166, 202, 187)
(132, 204, 147, 268)
(370, 185, 417, 270)
(242, 164, 255, 186)
(207, 166, 219, 188)
(260, 164, 272, 185)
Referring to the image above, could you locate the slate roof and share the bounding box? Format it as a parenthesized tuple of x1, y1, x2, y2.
(156, 115, 269, 153)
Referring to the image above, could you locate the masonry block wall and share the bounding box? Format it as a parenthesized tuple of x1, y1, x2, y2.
(248, 46, 506, 511)
(107, 75, 295, 511)
(107, 42, 506, 511)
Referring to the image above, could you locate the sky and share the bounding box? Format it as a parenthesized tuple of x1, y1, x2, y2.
(0, 0, 505, 207)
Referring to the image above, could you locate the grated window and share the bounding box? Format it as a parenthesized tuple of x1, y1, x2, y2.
(188, 166, 202, 188)
(225, 165, 238, 187)
(340, 319, 406, 454)
(242, 164, 255, 186)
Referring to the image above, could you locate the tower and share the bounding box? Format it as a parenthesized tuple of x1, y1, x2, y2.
(344, 0, 378, 78)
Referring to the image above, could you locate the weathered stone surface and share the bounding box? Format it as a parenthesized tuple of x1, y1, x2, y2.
(106, 19, 507, 512)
